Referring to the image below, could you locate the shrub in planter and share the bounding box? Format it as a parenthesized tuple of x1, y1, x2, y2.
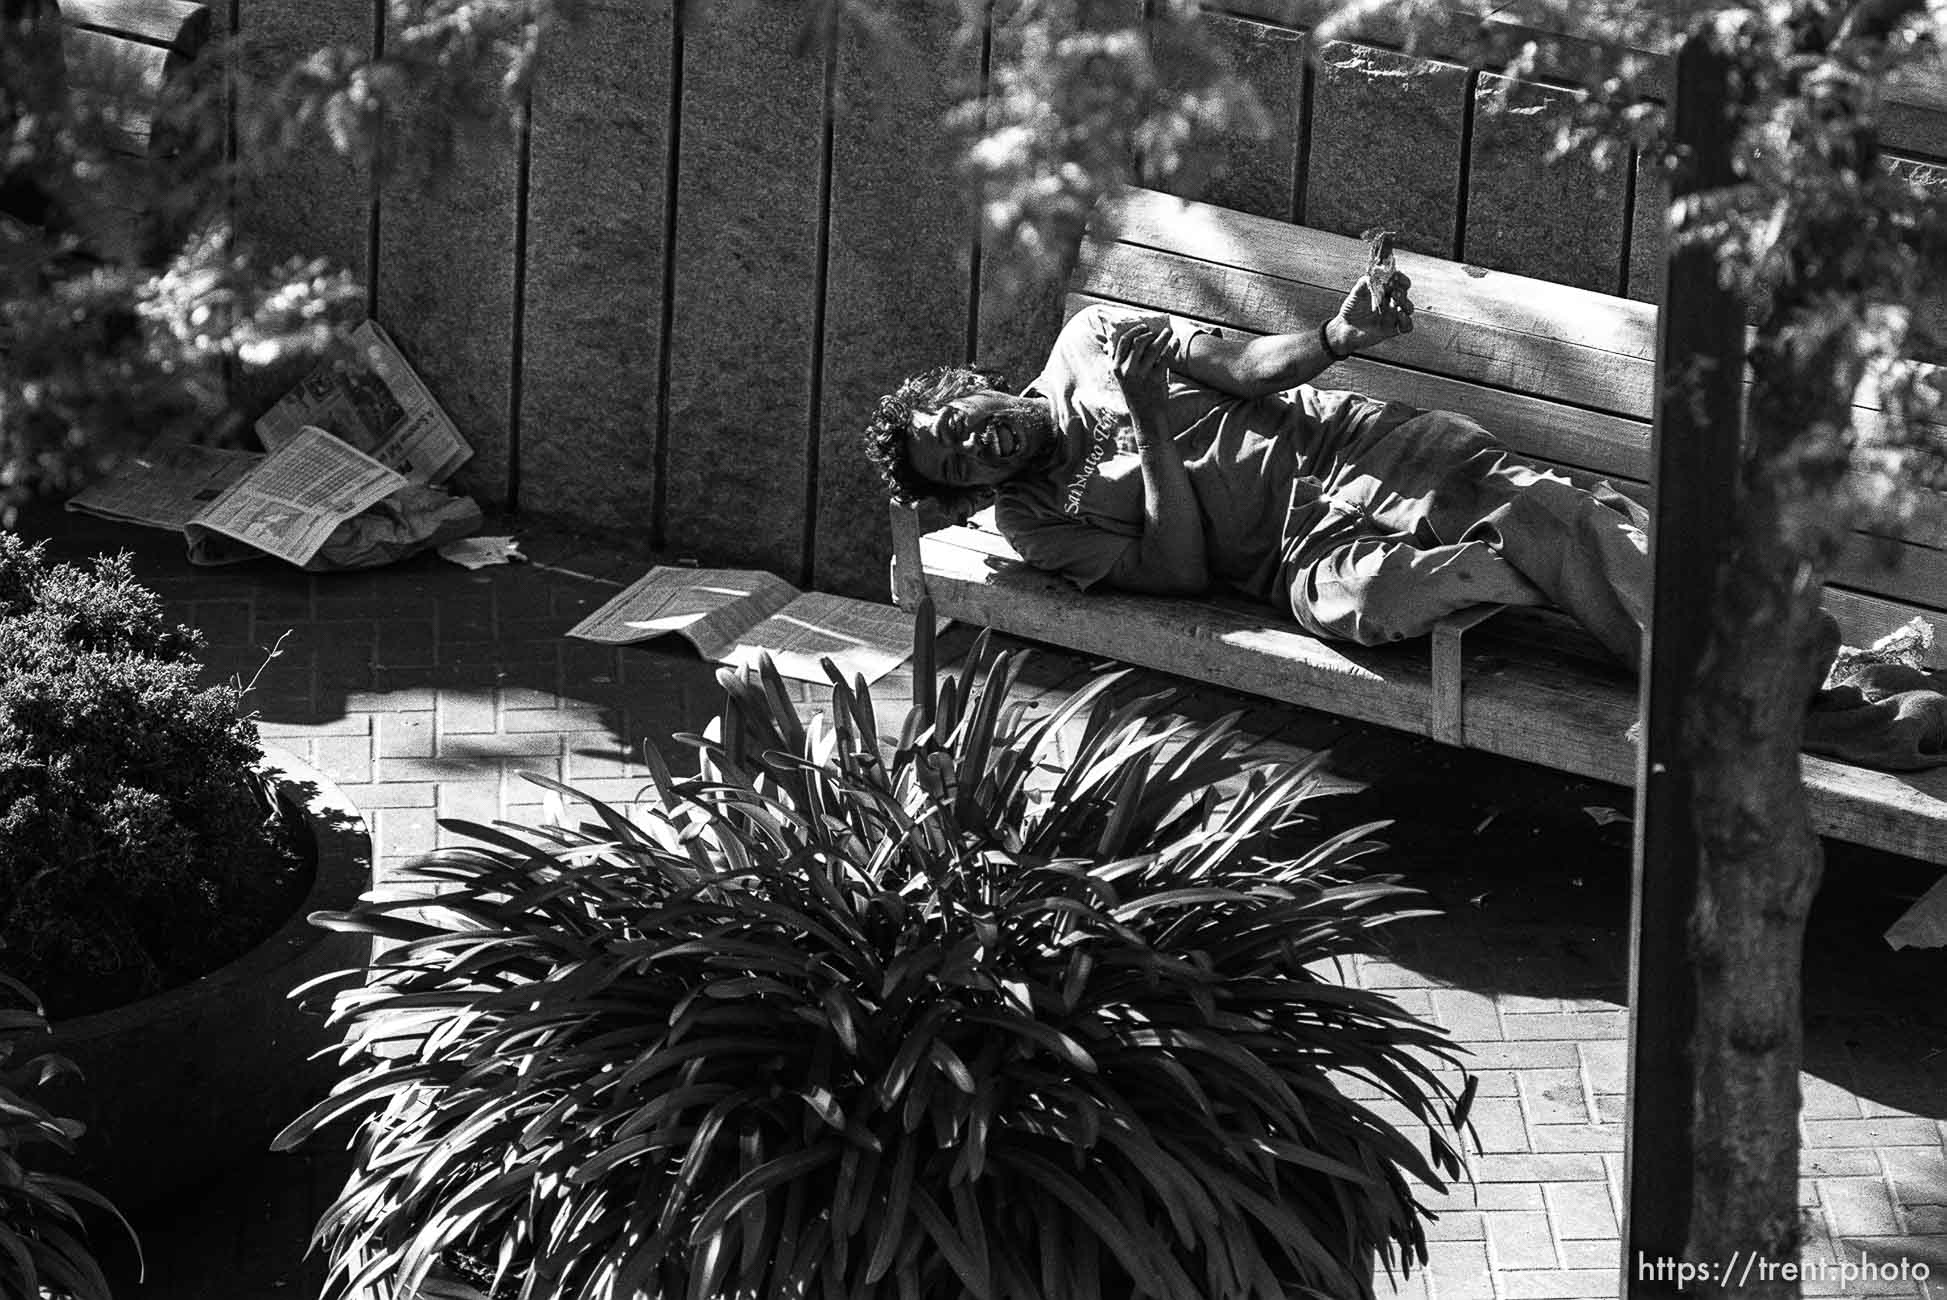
(281, 618, 1474, 1300)
(0, 534, 294, 1017)
(0, 976, 138, 1300)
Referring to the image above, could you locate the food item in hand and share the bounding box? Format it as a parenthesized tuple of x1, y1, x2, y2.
(1360, 226, 1400, 314)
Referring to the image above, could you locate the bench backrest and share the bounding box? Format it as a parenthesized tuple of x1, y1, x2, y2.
(1070, 186, 1947, 664)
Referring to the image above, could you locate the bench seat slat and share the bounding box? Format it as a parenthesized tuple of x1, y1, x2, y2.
(918, 528, 1443, 734)
(1451, 630, 1947, 862)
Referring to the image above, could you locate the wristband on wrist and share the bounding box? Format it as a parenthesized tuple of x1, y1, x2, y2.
(1318, 318, 1349, 362)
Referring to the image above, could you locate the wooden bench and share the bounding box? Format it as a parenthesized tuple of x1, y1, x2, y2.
(889, 185, 1947, 867)
(2, 0, 220, 263)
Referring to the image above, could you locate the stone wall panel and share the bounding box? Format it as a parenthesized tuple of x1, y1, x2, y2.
(661, 0, 824, 575)
(1465, 73, 1626, 294)
(517, 0, 672, 532)
(1307, 41, 1467, 257)
(1627, 152, 1667, 304)
(230, 0, 373, 420)
(374, 34, 522, 509)
(1149, 12, 1305, 223)
(814, 0, 974, 598)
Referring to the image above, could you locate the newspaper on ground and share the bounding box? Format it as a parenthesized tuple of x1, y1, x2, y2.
(180, 427, 407, 567)
(567, 566, 914, 684)
(255, 320, 471, 485)
(67, 443, 263, 531)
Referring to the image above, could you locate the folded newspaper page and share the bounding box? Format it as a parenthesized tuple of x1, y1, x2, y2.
(255, 320, 471, 485)
(568, 566, 913, 684)
(67, 443, 263, 531)
(183, 426, 407, 567)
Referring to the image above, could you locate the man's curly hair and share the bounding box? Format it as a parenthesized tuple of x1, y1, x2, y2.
(863, 364, 1010, 514)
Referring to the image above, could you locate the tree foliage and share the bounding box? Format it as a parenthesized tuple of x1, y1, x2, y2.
(13, 0, 1941, 522)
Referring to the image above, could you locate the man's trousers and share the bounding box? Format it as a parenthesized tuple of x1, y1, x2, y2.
(1281, 411, 1650, 669)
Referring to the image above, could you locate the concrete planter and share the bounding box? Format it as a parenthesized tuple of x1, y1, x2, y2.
(39, 743, 370, 1210)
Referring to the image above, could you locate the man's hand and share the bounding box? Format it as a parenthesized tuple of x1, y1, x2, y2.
(1104, 314, 1187, 367)
(1330, 269, 1416, 356)
(1108, 318, 1174, 429)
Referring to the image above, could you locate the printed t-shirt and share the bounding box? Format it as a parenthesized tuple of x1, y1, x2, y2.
(994, 304, 1413, 601)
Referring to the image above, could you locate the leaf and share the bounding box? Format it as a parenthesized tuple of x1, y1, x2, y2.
(688, 1147, 838, 1247)
(927, 1040, 977, 1094)
(909, 1186, 993, 1300)
(800, 1086, 847, 1133)
(953, 649, 1018, 813)
(520, 771, 660, 850)
(1108, 886, 1255, 922)
(691, 1224, 733, 1300)
(962, 1011, 1097, 1073)
(993, 1149, 1159, 1290)
(878, 1003, 952, 1106)
(652, 1090, 754, 1237)
(862, 1134, 918, 1284)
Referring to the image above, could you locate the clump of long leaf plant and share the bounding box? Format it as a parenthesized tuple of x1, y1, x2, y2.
(0, 976, 139, 1300)
(278, 603, 1475, 1300)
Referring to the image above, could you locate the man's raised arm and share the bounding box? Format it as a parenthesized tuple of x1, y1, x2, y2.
(1138, 270, 1417, 400)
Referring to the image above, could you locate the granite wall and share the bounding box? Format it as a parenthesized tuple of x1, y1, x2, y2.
(232, 1, 1947, 599)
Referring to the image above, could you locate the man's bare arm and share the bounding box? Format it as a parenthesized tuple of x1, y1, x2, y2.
(1174, 329, 1344, 400)
(1110, 271, 1416, 400)
(1104, 325, 1207, 596)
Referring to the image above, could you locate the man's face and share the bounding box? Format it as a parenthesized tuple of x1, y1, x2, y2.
(905, 391, 1056, 491)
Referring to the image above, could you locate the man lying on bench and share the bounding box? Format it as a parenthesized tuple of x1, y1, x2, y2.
(864, 269, 1651, 669)
(864, 270, 1947, 771)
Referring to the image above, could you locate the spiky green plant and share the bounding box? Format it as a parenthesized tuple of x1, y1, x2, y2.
(0, 976, 139, 1300)
(278, 607, 1474, 1300)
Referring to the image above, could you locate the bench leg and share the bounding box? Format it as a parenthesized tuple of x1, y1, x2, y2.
(888, 501, 928, 611)
(1428, 605, 1508, 747)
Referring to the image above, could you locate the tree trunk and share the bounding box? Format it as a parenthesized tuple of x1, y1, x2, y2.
(1683, 323, 1858, 1298)
(1676, 5, 1913, 1287)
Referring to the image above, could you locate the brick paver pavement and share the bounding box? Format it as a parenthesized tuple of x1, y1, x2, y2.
(17, 505, 1947, 1299)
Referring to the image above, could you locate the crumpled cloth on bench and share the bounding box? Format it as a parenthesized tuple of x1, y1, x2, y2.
(1805, 616, 1947, 771)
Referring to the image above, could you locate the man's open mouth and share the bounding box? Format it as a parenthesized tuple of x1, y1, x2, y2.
(980, 423, 1019, 459)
